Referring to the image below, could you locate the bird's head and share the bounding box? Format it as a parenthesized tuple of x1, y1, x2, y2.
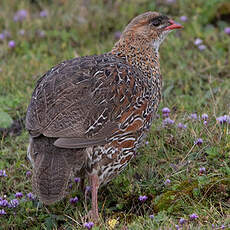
(121, 12, 183, 51)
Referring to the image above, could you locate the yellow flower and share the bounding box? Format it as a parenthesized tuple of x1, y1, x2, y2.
(108, 219, 118, 229)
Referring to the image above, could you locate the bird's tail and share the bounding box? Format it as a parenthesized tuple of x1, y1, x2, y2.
(29, 135, 85, 205)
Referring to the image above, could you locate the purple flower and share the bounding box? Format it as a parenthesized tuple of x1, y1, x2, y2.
(224, 27, 230, 35)
(201, 113, 208, 120)
(138, 195, 148, 202)
(0, 33, 5, 40)
(0, 209, 6, 215)
(194, 138, 203, 145)
(179, 218, 185, 225)
(38, 30, 46, 38)
(166, 0, 176, 4)
(27, 192, 35, 200)
(84, 222, 94, 229)
(189, 213, 198, 220)
(85, 186, 91, 192)
(145, 141, 149, 145)
(177, 122, 187, 129)
(18, 29, 25, 36)
(163, 118, 174, 126)
(162, 107, 171, 114)
(180, 16, 188, 22)
(69, 183, 73, 189)
(216, 115, 230, 124)
(14, 9, 27, 22)
(175, 225, 179, 230)
(203, 120, 207, 125)
(15, 192, 23, 198)
(9, 199, 19, 208)
(39, 10, 48, 17)
(199, 167, 206, 173)
(220, 225, 225, 229)
(149, 214, 154, 219)
(0, 199, 9, 207)
(114, 31, 122, 40)
(164, 179, 171, 185)
(194, 38, 203, 46)
(0, 170, 7, 177)
(198, 44, 206, 51)
(74, 177, 80, 183)
(8, 40, 16, 48)
(26, 171, 32, 177)
(189, 113, 197, 120)
(70, 196, 78, 204)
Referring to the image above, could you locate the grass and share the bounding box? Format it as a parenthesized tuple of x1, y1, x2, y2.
(0, 0, 230, 229)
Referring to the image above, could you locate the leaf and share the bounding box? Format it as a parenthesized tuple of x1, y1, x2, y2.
(0, 111, 13, 129)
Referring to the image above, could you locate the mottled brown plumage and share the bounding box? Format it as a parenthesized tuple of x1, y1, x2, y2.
(26, 12, 182, 220)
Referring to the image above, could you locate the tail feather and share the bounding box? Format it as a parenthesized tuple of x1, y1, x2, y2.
(29, 135, 85, 205)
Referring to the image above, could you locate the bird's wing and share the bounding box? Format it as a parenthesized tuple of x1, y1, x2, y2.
(26, 54, 148, 148)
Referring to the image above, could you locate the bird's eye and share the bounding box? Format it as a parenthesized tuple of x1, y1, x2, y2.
(151, 19, 161, 27)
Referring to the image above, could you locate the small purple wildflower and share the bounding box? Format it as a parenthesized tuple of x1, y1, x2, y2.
(164, 179, 171, 185)
(138, 195, 148, 202)
(175, 225, 179, 230)
(26, 171, 32, 177)
(166, 0, 176, 4)
(198, 44, 206, 51)
(162, 107, 171, 114)
(69, 183, 73, 189)
(38, 30, 46, 38)
(114, 31, 122, 40)
(216, 115, 230, 124)
(15, 192, 23, 198)
(189, 113, 197, 120)
(9, 199, 19, 208)
(180, 16, 188, 22)
(203, 120, 208, 125)
(18, 29, 25, 36)
(224, 27, 230, 35)
(220, 225, 225, 229)
(163, 118, 174, 126)
(8, 40, 16, 48)
(179, 218, 185, 225)
(0, 170, 7, 177)
(0, 209, 6, 215)
(0, 200, 9, 207)
(201, 113, 208, 120)
(0, 33, 5, 40)
(84, 222, 94, 230)
(199, 167, 206, 174)
(194, 138, 203, 145)
(14, 9, 27, 22)
(74, 177, 80, 183)
(194, 38, 203, 46)
(189, 213, 198, 220)
(177, 122, 187, 129)
(85, 186, 91, 192)
(27, 192, 35, 200)
(149, 214, 154, 219)
(145, 141, 149, 145)
(70, 196, 78, 204)
(212, 224, 215, 228)
(39, 10, 48, 17)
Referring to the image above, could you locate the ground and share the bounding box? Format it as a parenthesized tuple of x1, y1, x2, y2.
(0, 0, 230, 229)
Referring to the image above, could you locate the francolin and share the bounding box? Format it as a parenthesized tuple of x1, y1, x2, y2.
(26, 11, 183, 221)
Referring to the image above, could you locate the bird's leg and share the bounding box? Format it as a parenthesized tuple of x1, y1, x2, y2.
(89, 174, 99, 221)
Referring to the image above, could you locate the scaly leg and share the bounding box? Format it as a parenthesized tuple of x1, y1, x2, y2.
(88, 174, 99, 221)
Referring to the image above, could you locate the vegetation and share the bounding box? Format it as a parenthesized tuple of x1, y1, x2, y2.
(0, 0, 230, 229)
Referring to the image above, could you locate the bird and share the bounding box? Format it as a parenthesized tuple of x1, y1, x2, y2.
(26, 11, 183, 221)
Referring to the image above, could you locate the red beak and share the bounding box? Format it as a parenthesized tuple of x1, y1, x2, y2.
(164, 19, 183, 31)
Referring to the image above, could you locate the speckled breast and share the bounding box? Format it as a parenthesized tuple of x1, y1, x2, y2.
(86, 73, 162, 185)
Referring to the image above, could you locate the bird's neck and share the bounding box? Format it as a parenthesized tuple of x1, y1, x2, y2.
(111, 37, 161, 79)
